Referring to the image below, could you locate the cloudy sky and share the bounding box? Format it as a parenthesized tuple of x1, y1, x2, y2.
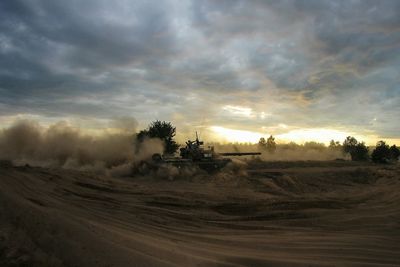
(1, 0, 399, 144)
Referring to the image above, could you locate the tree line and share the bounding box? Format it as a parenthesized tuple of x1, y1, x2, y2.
(135, 120, 399, 163)
(258, 135, 400, 163)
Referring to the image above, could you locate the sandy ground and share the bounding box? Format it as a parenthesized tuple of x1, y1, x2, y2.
(0, 160, 399, 267)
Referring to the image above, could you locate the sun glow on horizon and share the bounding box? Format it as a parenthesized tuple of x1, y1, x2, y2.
(210, 126, 263, 143)
(210, 126, 360, 145)
(276, 128, 349, 145)
(222, 105, 254, 117)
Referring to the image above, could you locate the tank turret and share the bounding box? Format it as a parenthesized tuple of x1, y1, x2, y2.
(179, 132, 215, 161)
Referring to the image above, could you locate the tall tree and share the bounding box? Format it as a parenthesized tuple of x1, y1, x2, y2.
(137, 120, 179, 155)
(342, 136, 369, 161)
(266, 135, 277, 153)
(371, 141, 391, 163)
(343, 136, 358, 154)
(258, 137, 267, 151)
(390, 145, 400, 161)
(329, 140, 341, 149)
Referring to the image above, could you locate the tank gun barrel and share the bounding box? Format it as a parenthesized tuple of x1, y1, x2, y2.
(219, 152, 261, 156)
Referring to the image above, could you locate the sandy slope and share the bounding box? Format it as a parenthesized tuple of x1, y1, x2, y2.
(0, 161, 399, 266)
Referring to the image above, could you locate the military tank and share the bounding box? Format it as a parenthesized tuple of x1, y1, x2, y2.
(149, 132, 261, 172)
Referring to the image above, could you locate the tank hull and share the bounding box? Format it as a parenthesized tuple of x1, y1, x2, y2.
(165, 158, 232, 172)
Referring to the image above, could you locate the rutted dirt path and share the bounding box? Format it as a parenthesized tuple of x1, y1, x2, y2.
(0, 162, 399, 266)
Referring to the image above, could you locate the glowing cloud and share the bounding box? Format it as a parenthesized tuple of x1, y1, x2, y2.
(222, 105, 254, 117)
(210, 126, 263, 143)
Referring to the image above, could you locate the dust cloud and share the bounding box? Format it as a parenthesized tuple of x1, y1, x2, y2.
(212, 143, 347, 161)
(0, 119, 163, 175)
(0, 119, 349, 179)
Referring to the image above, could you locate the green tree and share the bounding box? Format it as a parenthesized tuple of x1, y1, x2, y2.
(137, 120, 179, 155)
(342, 136, 369, 161)
(266, 135, 277, 153)
(343, 136, 358, 154)
(353, 143, 369, 161)
(258, 137, 267, 151)
(371, 141, 391, 163)
(329, 140, 341, 149)
(390, 145, 400, 161)
(304, 141, 325, 151)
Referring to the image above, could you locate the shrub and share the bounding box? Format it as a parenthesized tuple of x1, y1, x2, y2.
(390, 145, 400, 161)
(342, 136, 369, 161)
(137, 120, 179, 155)
(371, 141, 391, 163)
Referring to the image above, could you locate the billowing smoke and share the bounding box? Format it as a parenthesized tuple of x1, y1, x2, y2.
(0, 119, 163, 175)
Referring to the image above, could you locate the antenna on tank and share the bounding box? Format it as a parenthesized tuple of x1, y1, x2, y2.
(195, 131, 203, 145)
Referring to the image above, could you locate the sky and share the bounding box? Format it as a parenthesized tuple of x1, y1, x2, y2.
(1, 0, 399, 144)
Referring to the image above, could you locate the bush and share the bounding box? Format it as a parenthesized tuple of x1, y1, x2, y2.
(371, 141, 391, 163)
(266, 135, 277, 153)
(258, 137, 266, 151)
(304, 141, 325, 151)
(137, 120, 179, 155)
(371, 142, 400, 163)
(329, 140, 341, 150)
(390, 145, 400, 161)
(258, 135, 277, 153)
(342, 136, 369, 161)
(352, 142, 369, 161)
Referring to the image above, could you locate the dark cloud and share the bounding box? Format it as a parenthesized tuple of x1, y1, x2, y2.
(0, 0, 400, 141)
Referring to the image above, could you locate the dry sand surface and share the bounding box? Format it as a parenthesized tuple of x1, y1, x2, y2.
(0, 160, 399, 267)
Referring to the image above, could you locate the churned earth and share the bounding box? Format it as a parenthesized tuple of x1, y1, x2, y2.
(0, 160, 399, 266)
